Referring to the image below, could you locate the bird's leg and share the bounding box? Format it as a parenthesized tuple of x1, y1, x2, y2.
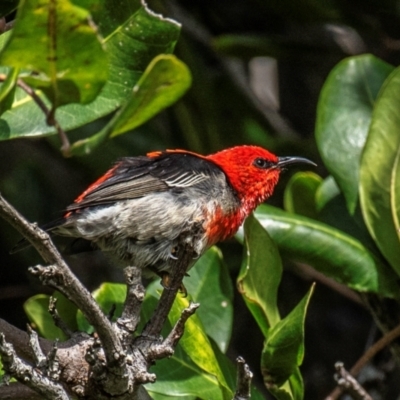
(160, 271, 187, 298)
(169, 246, 178, 260)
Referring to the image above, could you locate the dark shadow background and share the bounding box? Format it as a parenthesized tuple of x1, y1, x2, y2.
(1, 0, 400, 398)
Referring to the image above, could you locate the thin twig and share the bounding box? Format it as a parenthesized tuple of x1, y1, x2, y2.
(27, 326, 46, 368)
(233, 356, 253, 400)
(0, 333, 69, 400)
(48, 297, 73, 338)
(333, 362, 372, 400)
(0, 74, 70, 155)
(145, 302, 200, 361)
(142, 226, 201, 338)
(325, 323, 400, 400)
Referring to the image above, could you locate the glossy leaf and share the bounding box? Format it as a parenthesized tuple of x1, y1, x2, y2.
(262, 285, 314, 388)
(268, 369, 303, 400)
(316, 54, 394, 213)
(147, 345, 225, 400)
(0, 1, 181, 140)
(143, 282, 229, 400)
(76, 0, 141, 37)
(70, 54, 191, 156)
(238, 215, 306, 400)
(0, 0, 108, 107)
(24, 292, 78, 340)
(360, 66, 400, 274)
(316, 176, 382, 258)
(238, 214, 282, 337)
(169, 295, 232, 399)
(284, 171, 322, 219)
(392, 150, 400, 243)
(149, 392, 195, 400)
(236, 205, 400, 297)
(77, 282, 126, 333)
(0, 67, 18, 115)
(183, 247, 233, 353)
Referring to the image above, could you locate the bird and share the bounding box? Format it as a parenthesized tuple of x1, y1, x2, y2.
(13, 145, 315, 284)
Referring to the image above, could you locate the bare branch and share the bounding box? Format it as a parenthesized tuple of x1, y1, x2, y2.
(0, 333, 69, 400)
(48, 297, 73, 338)
(142, 223, 202, 338)
(325, 323, 400, 400)
(333, 362, 372, 400)
(145, 302, 199, 361)
(0, 318, 52, 363)
(117, 267, 145, 337)
(27, 326, 46, 368)
(233, 356, 253, 400)
(0, 382, 43, 400)
(0, 193, 123, 370)
(0, 194, 202, 399)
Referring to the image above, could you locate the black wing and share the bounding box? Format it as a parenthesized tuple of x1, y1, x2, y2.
(66, 151, 225, 212)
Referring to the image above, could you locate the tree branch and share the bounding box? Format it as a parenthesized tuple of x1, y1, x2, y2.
(0, 193, 202, 399)
(0, 193, 124, 369)
(142, 223, 202, 338)
(0, 382, 43, 400)
(0, 333, 69, 400)
(332, 362, 372, 400)
(325, 323, 400, 400)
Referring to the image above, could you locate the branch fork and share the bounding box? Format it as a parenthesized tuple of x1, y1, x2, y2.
(0, 193, 202, 399)
(0, 193, 254, 399)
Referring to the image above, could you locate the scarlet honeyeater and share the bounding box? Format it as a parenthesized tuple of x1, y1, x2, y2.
(15, 146, 314, 278)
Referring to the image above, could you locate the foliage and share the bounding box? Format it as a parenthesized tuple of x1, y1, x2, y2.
(0, 0, 190, 156)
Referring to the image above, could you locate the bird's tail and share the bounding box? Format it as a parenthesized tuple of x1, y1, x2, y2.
(10, 219, 64, 254)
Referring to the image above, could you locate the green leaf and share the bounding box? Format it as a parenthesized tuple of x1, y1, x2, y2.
(143, 282, 228, 400)
(148, 392, 195, 400)
(52, 291, 79, 332)
(237, 214, 282, 337)
(183, 247, 233, 353)
(0, 67, 18, 115)
(0, 0, 108, 107)
(262, 285, 314, 388)
(283, 171, 322, 219)
(392, 150, 400, 244)
(316, 54, 394, 213)
(237, 205, 400, 297)
(77, 282, 126, 333)
(24, 292, 79, 340)
(169, 295, 233, 400)
(316, 176, 382, 257)
(146, 345, 228, 400)
(70, 54, 191, 155)
(360, 66, 400, 274)
(0, 1, 181, 140)
(268, 373, 303, 400)
(146, 346, 225, 400)
(75, 0, 140, 38)
(288, 368, 304, 400)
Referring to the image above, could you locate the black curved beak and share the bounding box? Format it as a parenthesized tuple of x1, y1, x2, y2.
(277, 156, 317, 168)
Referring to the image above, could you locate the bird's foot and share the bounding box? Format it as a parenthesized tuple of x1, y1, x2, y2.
(169, 246, 178, 260)
(160, 272, 187, 297)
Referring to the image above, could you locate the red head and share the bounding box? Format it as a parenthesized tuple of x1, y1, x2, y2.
(207, 145, 315, 215)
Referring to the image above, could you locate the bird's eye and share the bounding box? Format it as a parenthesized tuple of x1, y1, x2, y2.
(253, 157, 274, 169)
